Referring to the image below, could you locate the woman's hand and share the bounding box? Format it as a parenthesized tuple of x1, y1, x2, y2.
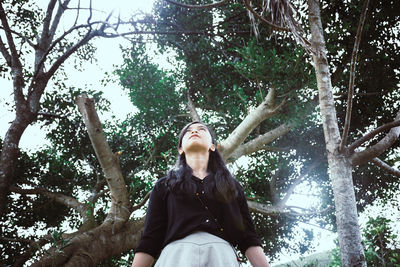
(131, 252, 154, 267)
(245, 246, 270, 267)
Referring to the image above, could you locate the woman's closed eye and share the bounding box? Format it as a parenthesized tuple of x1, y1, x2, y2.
(187, 128, 206, 132)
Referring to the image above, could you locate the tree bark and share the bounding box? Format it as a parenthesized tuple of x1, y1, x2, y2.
(0, 111, 35, 215)
(308, 0, 366, 266)
(75, 95, 132, 231)
(219, 87, 283, 160)
(31, 218, 145, 267)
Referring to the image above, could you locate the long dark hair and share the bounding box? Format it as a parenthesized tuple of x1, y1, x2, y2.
(165, 122, 238, 203)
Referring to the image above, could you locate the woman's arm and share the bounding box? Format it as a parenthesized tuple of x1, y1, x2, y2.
(131, 179, 168, 265)
(131, 252, 154, 267)
(245, 246, 270, 267)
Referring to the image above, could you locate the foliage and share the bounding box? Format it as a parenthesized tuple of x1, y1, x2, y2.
(1, 0, 399, 265)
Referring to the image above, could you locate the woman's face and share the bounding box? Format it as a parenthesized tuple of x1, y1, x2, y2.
(179, 123, 215, 155)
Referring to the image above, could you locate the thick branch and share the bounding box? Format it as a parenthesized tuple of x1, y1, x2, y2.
(40, 0, 57, 43)
(0, 36, 11, 66)
(10, 186, 91, 223)
(0, 3, 26, 108)
(371, 158, 400, 178)
(219, 88, 285, 160)
(49, 0, 71, 43)
(228, 122, 293, 162)
(6, 237, 49, 267)
(351, 111, 400, 166)
(348, 119, 400, 153)
(0, 3, 22, 65)
(75, 95, 131, 230)
(165, 0, 229, 9)
(247, 200, 327, 217)
(187, 93, 201, 122)
(31, 218, 145, 267)
(340, 0, 370, 151)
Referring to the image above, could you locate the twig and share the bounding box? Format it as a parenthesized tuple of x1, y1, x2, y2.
(165, 0, 229, 9)
(371, 158, 400, 178)
(0, 26, 37, 48)
(242, 0, 289, 31)
(340, 0, 370, 151)
(131, 190, 152, 212)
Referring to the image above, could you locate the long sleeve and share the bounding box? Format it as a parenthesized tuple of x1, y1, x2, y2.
(236, 185, 261, 254)
(134, 180, 168, 258)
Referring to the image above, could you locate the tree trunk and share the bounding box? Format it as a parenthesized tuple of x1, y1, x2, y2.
(308, 0, 366, 266)
(0, 114, 34, 215)
(31, 218, 145, 266)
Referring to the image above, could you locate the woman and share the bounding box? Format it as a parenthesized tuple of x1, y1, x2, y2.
(132, 122, 270, 267)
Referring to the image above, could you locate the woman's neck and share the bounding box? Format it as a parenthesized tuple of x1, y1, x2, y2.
(185, 151, 209, 179)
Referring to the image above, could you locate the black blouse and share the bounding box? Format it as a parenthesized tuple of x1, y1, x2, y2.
(134, 174, 261, 258)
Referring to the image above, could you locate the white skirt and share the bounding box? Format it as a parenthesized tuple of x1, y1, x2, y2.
(155, 231, 241, 267)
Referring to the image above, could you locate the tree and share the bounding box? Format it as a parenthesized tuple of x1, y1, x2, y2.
(253, 0, 399, 265)
(0, 0, 148, 215)
(331, 216, 400, 266)
(1, 0, 322, 264)
(1, 0, 399, 265)
(148, 0, 400, 265)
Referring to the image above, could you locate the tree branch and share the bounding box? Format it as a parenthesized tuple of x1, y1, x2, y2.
(165, 0, 229, 9)
(247, 200, 290, 215)
(187, 92, 201, 122)
(348, 119, 400, 153)
(0, 26, 37, 48)
(40, 0, 58, 43)
(31, 218, 145, 267)
(0, 3, 26, 108)
(3, 236, 49, 267)
(0, 3, 22, 65)
(227, 122, 293, 162)
(49, 0, 71, 43)
(371, 158, 400, 178)
(219, 88, 285, 160)
(350, 111, 400, 166)
(131, 190, 151, 212)
(340, 0, 370, 151)
(0, 36, 12, 66)
(247, 200, 329, 217)
(10, 185, 92, 223)
(75, 94, 131, 231)
(242, 0, 289, 31)
(31, 20, 105, 90)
